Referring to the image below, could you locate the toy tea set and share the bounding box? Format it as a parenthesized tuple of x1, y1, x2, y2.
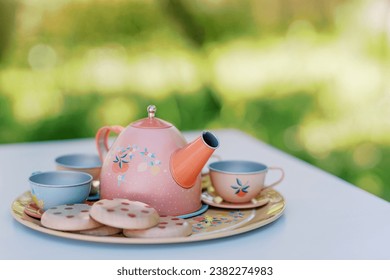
(12, 105, 286, 243)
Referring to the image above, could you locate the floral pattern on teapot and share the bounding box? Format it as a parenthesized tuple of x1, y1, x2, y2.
(138, 148, 162, 175)
(111, 144, 162, 186)
(111, 145, 137, 173)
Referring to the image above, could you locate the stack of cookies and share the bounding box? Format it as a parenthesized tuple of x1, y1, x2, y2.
(40, 198, 193, 238)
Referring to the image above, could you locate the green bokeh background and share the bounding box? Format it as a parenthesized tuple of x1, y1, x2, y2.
(0, 0, 389, 201)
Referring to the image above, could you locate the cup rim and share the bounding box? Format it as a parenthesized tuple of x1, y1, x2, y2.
(29, 170, 93, 188)
(55, 154, 102, 169)
(208, 160, 268, 175)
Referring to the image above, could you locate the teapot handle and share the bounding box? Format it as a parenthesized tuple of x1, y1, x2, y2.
(95, 125, 124, 161)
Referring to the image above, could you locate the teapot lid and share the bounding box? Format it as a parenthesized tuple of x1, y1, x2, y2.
(131, 105, 172, 129)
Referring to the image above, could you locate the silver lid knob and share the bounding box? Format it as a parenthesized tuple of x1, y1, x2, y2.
(147, 105, 157, 118)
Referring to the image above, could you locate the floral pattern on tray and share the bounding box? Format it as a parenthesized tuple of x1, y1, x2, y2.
(189, 209, 256, 234)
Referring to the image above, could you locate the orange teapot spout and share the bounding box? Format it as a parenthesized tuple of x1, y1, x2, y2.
(171, 131, 219, 189)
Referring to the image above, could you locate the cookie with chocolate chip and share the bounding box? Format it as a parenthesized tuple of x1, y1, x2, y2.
(123, 215, 192, 238)
(89, 199, 159, 229)
(77, 225, 122, 236)
(41, 204, 102, 231)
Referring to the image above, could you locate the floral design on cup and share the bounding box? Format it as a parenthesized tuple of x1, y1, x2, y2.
(231, 178, 250, 197)
(209, 160, 285, 204)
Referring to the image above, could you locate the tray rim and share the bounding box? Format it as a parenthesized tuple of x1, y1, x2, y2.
(11, 190, 285, 245)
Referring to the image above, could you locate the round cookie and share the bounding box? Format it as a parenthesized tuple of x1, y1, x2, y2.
(90, 198, 159, 229)
(123, 215, 192, 238)
(41, 204, 102, 231)
(77, 225, 122, 236)
(24, 202, 44, 219)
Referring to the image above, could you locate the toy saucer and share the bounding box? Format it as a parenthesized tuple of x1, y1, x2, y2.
(177, 204, 209, 219)
(201, 189, 270, 209)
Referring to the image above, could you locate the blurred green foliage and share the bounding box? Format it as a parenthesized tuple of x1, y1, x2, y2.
(0, 0, 389, 201)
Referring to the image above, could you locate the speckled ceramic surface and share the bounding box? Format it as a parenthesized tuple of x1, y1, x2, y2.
(95, 105, 219, 216)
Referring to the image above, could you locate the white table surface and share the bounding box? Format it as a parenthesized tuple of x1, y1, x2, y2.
(1, 129, 389, 260)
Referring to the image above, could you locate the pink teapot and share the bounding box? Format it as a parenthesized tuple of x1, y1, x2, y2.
(95, 105, 219, 216)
